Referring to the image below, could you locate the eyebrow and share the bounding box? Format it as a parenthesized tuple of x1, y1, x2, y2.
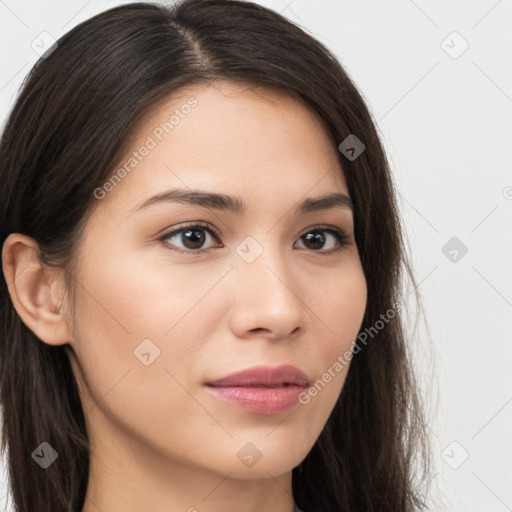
(131, 188, 354, 216)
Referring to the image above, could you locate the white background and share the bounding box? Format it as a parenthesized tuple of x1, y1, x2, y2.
(1, 1, 511, 510)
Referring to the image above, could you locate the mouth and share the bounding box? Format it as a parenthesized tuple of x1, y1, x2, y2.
(204, 364, 309, 415)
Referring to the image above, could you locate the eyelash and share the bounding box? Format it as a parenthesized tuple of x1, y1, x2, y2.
(157, 221, 351, 256)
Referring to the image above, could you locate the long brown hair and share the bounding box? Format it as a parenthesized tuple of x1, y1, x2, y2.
(0, 1, 432, 510)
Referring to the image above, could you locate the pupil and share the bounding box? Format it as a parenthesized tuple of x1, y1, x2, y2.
(304, 231, 325, 250)
(183, 229, 205, 249)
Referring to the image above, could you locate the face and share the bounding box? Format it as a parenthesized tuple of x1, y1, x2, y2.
(64, 81, 367, 482)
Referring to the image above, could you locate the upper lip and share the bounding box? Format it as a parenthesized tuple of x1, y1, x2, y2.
(205, 364, 309, 388)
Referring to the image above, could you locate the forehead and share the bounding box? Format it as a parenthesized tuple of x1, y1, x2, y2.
(95, 80, 348, 218)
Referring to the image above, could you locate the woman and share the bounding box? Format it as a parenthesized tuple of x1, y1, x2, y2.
(0, 1, 432, 511)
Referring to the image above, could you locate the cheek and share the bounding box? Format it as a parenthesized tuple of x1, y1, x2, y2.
(73, 239, 216, 337)
(67, 251, 225, 457)
(68, 245, 229, 397)
(314, 261, 367, 359)
(295, 260, 367, 420)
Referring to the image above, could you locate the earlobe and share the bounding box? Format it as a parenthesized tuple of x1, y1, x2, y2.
(2, 233, 71, 346)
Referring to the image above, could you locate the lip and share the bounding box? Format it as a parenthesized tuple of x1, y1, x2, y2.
(204, 364, 309, 415)
(206, 364, 309, 387)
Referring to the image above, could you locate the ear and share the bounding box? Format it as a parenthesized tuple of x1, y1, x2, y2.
(2, 233, 71, 346)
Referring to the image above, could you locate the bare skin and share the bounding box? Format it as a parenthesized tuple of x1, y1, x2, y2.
(2, 80, 367, 512)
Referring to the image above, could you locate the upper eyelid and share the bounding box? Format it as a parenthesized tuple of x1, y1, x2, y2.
(160, 222, 220, 239)
(160, 222, 347, 238)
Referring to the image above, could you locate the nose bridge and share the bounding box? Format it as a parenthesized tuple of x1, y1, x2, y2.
(235, 234, 293, 295)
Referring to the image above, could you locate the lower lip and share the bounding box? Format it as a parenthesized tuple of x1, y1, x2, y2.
(205, 385, 306, 415)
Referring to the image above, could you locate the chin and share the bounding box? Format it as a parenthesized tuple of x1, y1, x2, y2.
(226, 457, 303, 480)
(221, 435, 313, 480)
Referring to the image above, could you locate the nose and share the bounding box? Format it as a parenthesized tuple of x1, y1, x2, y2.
(228, 241, 309, 340)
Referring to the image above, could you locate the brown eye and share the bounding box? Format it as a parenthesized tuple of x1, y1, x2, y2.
(159, 222, 221, 254)
(295, 226, 350, 254)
